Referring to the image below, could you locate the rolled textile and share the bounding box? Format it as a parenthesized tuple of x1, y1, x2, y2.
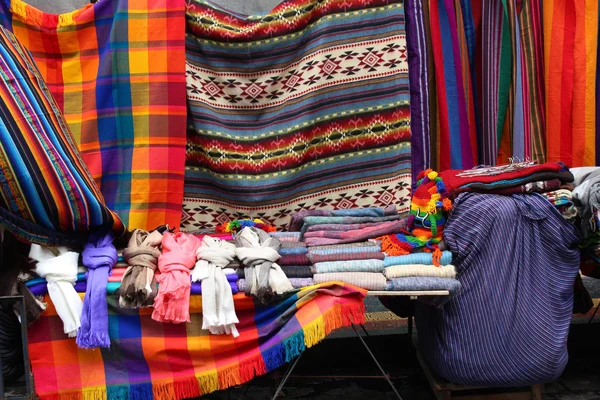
(384, 265, 456, 279)
(300, 214, 401, 236)
(119, 229, 163, 308)
(29, 245, 81, 337)
(190, 281, 238, 295)
(289, 205, 398, 231)
(278, 247, 309, 256)
(152, 232, 199, 324)
(235, 227, 294, 302)
(77, 232, 117, 348)
(384, 251, 453, 267)
(238, 278, 313, 291)
(313, 259, 385, 274)
(269, 232, 301, 242)
(281, 265, 314, 278)
(278, 254, 311, 266)
(192, 236, 239, 337)
(451, 171, 574, 194)
(309, 242, 379, 251)
(280, 241, 307, 248)
(108, 270, 126, 283)
(479, 179, 561, 196)
(385, 277, 461, 295)
(313, 272, 387, 291)
(308, 251, 385, 264)
(304, 220, 407, 247)
(309, 246, 382, 255)
(225, 274, 238, 283)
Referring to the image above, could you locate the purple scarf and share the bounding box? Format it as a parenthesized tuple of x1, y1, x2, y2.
(76, 232, 117, 349)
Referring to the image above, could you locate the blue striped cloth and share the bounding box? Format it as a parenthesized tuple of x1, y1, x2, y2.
(384, 251, 453, 267)
(313, 259, 385, 274)
(415, 193, 581, 387)
(310, 246, 382, 255)
(278, 247, 309, 256)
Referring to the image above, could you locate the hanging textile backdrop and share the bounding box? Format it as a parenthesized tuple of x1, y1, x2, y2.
(0, 25, 123, 246)
(28, 283, 366, 400)
(0, 0, 188, 230)
(406, 0, 600, 170)
(182, 0, 412, 231)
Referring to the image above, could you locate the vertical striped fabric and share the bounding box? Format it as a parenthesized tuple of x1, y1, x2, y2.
(183, 0, 411, 231)
(415, 193, 580, 386)
(0, 25, 123, 245)
(545, 0, 598, 167)
(428, 0, 477, 170)
(406, 0, 431, 182)
(0, 0, 187, 230)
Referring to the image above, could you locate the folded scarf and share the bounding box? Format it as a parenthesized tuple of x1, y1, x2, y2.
(238, 277, 314, 291)
(313, 259, 385, 274)
(313, 272, 387, 290)
(280, 241, 307, 248)
(309, 251, 385, 264)
(480, 179, 561, 195)
(306, 221, 389, 232)
(192, 236, 239, 337)
(77, 232, 117, 348)
(309, 245, 383, 255)
(120, 229, 163, 308)
(540, 190, 578, 219)
(281, 265, 314, 278)
(448, 171, 574, 195)
(152, 232, 199, 323)
(236, 227, 294, 302)
(269, 232, 301, 242)
(190, 281, 238, 295)
(278, 246, 309, 256)
(308, 242, 379, 251)
(384, 251, 453, 267)
(385, 277, 461, 296)
(29, 245, 82, 337)
(383, 264, 456, 279)
(278, 253, 311, 266)
(300, 214, 401, 236)
(304, 220, 407, 247)
(439, 162, 568, 193)
(108, 268, 127, 282)
(289, 205, 397, 231)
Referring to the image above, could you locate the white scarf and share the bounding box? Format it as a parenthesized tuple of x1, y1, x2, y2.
(192, 236, 239, 337)
(29, 245, 82, 337)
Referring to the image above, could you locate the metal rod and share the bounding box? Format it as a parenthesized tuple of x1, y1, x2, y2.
(351, 324, 403, 400)
(271, 353, 303, 400)
(589, 302, 600, 324)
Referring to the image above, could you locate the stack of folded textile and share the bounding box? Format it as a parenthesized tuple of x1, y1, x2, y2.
(268, 231, 315, 288)
(289, 207, 405, 291)
(382, 251, 461, 295)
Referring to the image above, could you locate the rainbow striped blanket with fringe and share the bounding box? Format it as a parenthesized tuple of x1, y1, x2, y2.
(28, 282, 366, 399)
(182, 0, 411, 231)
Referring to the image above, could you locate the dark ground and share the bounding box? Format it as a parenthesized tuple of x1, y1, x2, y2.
(200, 277, 600, 400)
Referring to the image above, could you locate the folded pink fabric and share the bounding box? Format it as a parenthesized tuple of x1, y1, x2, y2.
(152, 232, 199, 324)
(305, 220, 407, 247)
(278, 254, 311, 266)
(308, 251, 385, 263)
(306, 222, 384, 232)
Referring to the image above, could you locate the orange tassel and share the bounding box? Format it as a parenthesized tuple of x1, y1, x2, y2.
(432, 248, 442, 267)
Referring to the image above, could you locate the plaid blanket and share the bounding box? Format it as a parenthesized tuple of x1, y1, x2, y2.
(0, 0, 187, 230)
(182, 0, 411, 231)
(28, 283, 365, 399)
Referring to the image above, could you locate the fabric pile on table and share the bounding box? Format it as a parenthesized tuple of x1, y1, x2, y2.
(290, 207, 404, 291)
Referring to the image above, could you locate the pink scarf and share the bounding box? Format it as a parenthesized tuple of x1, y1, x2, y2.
(152, 232, 199, 323)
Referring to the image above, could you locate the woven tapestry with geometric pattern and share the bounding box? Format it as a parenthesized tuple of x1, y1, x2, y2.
(183, 0, 411, 231)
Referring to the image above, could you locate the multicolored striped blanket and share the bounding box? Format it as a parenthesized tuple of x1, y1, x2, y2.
(28, 282, 366, 399)
(0, 25, 123, 245)
(182, 0, 411, 231)
(0, 0, 187, 230)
